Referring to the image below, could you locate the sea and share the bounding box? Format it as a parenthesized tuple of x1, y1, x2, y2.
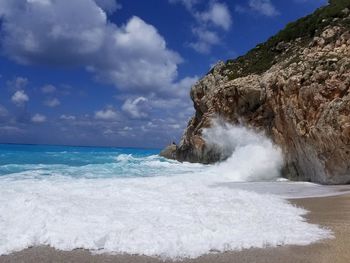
(0, 125, 343, 259)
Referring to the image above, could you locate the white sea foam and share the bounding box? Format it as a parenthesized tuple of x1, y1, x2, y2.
(0, 123, 335, 259)
(0, 175, 331, 259)
(115, 154, 134, 162)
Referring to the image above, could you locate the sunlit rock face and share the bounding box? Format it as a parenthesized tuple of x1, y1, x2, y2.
(173, 3, 350, 184)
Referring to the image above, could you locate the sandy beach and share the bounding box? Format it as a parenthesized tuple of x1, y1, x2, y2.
(1, 193, 349, 263)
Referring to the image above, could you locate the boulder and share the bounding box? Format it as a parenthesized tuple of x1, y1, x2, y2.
(159, 144, 177, 160)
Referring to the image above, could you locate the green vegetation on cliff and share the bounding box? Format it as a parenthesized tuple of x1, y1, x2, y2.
(223, 0, 350, 80)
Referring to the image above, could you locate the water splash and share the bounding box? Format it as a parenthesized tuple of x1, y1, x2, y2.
(203, 119, 284, 182)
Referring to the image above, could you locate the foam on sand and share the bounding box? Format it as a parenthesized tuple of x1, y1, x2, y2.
(0, 175, 331, 259)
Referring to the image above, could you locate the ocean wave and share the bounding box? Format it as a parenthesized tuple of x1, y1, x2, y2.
(115, 154, 134, 162)
(0, 125, 332, 258)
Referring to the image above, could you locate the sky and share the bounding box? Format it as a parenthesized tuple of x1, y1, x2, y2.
(0, 0, 327, 148)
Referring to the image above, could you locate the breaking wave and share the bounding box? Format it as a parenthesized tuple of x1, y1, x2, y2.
(203, 119, 284, 182)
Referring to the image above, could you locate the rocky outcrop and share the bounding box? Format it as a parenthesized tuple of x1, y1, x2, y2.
(160, 144, 177, 160)
(171, 1, 350, 184)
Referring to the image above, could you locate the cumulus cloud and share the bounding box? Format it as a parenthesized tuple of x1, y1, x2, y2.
(31, 113, 46, 123)
(0, 0, 198, 145)
(249, 0, 280, 16)
(196, 2, 232, 31)
(236, 0, 280, 17)
(95, 107, 119, 121)
(0, 0, 189, 97)
(170, 0, 232, 54)
(41, 84, 56, 93)
(11, 90, 29, 106)
(89, 16, 182, 94)
(122, 97, 149, 119)
(171, 75, 198, 98)
(44, 98, 60, 107)
(1, 0, 107, 65)
(189, 28, 220, 54)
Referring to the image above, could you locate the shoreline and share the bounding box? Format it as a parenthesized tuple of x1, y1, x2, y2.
(1, 194, 350, 263)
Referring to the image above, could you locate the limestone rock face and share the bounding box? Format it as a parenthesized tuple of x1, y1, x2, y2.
(173, 7, 350, 184)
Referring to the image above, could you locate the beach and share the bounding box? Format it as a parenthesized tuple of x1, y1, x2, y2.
(0, 0, 349, 262)
(1, 193, 349, 263)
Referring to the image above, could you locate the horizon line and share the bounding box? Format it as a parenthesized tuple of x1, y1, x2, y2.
(0, 142, 161, 151)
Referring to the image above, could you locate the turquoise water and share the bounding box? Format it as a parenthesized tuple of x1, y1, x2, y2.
(0, 144, 165, 178)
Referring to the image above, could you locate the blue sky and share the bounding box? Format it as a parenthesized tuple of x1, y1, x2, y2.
(0, 0, 326, 148)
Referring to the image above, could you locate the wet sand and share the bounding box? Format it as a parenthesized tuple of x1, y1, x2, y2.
(1, 194, 350, 263)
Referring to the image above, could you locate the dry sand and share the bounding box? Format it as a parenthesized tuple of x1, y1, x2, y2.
(1, 194, 350, 263)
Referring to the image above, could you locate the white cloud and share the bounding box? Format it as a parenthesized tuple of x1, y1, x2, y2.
(189, 28, 220, 54)
(41, 84, 56, 93)
(11, 90, 29, 106)
(0, 0, 188, 96)
(103, 129, 114, 136)
(94, 0, 121, 14)
(31, 113, 46, 123)
(90, 16, 182, 93)
(122, 97, 149, 119)
(196, 2, 232, 31)
(171, 75, 198, 98)
(95, 107, 119, 121)
(1, 0, 107, 65)
(236, 0, 280, 17)
(60, 114, 76, 121)
(169, 123, 181, 129)
(0, 125, 24, 134)
(44, 98, 60, 107)
(27, 0, 51, 5)
(7, 77, 28, 90)
(1, 0, 197, 136)
(171, 1, 232, 54)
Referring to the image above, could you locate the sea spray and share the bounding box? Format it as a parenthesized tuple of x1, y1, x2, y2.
(202, 119, 284, 182)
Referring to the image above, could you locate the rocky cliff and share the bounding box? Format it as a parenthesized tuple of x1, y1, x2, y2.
(167, 0, 350, 184)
